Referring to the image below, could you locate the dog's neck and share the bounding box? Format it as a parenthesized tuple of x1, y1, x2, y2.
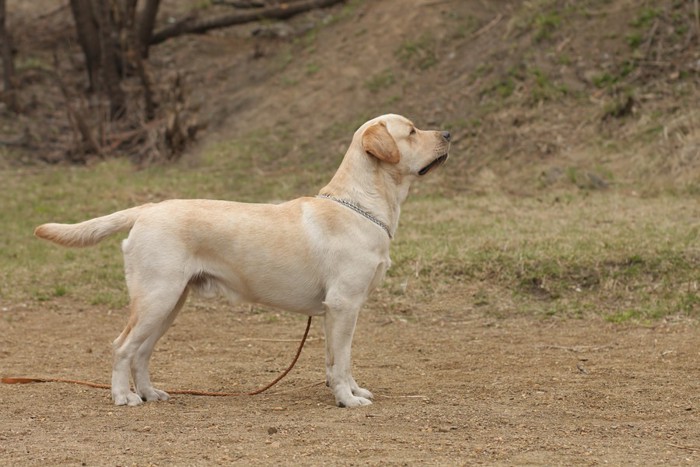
(319, 146, 411, 238)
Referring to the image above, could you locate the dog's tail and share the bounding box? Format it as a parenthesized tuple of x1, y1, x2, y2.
(34, 204, 153, 248)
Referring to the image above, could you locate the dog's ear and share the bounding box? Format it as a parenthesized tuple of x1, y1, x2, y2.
(362, 122, 400, 164)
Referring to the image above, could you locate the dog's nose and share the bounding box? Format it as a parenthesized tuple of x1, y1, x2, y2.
(442, 131, 451, 142)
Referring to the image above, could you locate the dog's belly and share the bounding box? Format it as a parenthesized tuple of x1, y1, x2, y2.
(239, 276, 327, 315)
(189, 266, 327, 315)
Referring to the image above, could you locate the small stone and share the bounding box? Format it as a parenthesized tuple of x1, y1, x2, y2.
(438, 426, 457, 433)
(268, 427, 278, 435)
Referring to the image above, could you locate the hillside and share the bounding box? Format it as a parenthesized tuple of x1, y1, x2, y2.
(3, 0, 699, 194)
(2, 2, 700, 464)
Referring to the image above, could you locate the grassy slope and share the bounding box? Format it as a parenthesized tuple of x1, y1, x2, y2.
(2, 153, 698, 322)
(1, 0, 698, 322)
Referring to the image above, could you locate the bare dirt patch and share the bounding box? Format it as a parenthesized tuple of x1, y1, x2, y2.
(2, 296, 699, 465)
(2, 0, 699, 465)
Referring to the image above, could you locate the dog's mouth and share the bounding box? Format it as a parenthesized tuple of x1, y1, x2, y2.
(418, 153, 448, 176)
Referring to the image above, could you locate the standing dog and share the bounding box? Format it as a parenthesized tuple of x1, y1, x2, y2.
(35, 114, 451, 407)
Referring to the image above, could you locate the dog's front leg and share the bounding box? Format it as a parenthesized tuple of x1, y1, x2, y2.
(323, 297, 373, 407)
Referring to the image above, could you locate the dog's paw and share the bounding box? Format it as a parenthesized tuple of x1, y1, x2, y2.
(113, 391, 144, 407)
(336, 395, 372, 408)
(138, 387, 170, 402)
(352, 387, 374, 400)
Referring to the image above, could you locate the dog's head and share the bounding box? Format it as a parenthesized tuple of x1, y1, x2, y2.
(357, 114, 451, 177)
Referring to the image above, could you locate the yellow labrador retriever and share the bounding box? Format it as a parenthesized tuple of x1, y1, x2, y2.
(35, 114, 451, 407)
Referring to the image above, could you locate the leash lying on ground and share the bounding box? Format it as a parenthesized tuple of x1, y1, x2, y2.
(1, 317, 312, 397)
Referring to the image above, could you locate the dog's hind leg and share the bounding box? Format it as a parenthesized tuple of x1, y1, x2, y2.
(131, 287, 189, 402)
(111, 280, 188, 406)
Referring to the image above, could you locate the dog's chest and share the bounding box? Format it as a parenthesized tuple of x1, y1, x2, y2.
(369, 258, 391, 292)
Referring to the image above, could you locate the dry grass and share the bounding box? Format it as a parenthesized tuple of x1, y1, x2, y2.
(379, 190, 700, 322)
(1, 0, 699, 323)
(2, 142, 698, 323)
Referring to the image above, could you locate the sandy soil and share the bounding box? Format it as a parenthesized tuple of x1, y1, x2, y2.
(2, 0, 699, 465)
(2, 296, 699, 465)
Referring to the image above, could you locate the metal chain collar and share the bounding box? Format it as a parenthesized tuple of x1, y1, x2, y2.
(316, 194, 393, 239)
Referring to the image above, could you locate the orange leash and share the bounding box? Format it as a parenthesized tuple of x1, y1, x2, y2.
(2, 316, 312, 397)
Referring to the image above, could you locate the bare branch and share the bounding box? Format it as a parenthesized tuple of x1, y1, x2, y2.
(212, 0, 266, 8)
(150, 0, 345, 46)
(52, 53, 102, 159)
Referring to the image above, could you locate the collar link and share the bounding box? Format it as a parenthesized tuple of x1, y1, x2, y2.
(316, 194, 393, 239)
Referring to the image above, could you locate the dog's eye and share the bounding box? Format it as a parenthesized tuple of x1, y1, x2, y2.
(409, 128, 416, 136)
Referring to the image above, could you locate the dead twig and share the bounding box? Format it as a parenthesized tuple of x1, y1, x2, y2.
(51, 52, 102, 159)
(238, 337, 319, 343)
(539, 344, 613, 353)
(0, 139, 36, 149)
(379, 394, 430, 399)
(641, 19, 659, 61)
(473, 13, 503, 39)
(34, 2, 69, 21)
(669, 442, 699, 452)
(102, 117, 166, 153)
(556, 36, 571, 53)
(576, 362, 589, 374)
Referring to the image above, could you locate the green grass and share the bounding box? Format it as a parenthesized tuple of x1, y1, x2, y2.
(630, 7, 659, 28)
(1, 135, 699, 322)
(396, 34, 438, 70)
(305, 63, 321, 76)
(382, 193, 700, 321)
(626, 31, 643, 49)
(508, 0, 567, 43)
(482, 66, 523, 100)
(528, 67, 568, 103)
(533, 11, 561, 42)
(365, 69, 395, 93)
(479, 65, 569, 104)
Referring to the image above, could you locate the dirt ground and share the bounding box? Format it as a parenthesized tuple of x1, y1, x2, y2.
(2, 0, 699, 465)
(2, 295, 699, 465)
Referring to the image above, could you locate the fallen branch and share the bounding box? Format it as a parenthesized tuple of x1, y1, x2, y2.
(101, 117, 166, 153)
(150, 0, 345, 45)
(34, 2, 69, 21)
(472, 13, 502, 39)
(212, 0, 265, 8)
(0, 139, 35, 149)
(538, 344, 613, 353)
(668, 442, 699, 452)
(238, 337, 319, 343)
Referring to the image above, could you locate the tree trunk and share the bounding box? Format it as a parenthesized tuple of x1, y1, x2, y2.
(124, 0, 155, 120)
(69, 0, 101, 92)
(137, 0, 160, 58)
(0, 0, 18, 112)
(92, 0, 126, 119)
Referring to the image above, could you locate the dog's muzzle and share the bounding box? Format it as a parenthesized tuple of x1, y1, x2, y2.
(418, 131, 451, 176)
(419, 153, 448, 176)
